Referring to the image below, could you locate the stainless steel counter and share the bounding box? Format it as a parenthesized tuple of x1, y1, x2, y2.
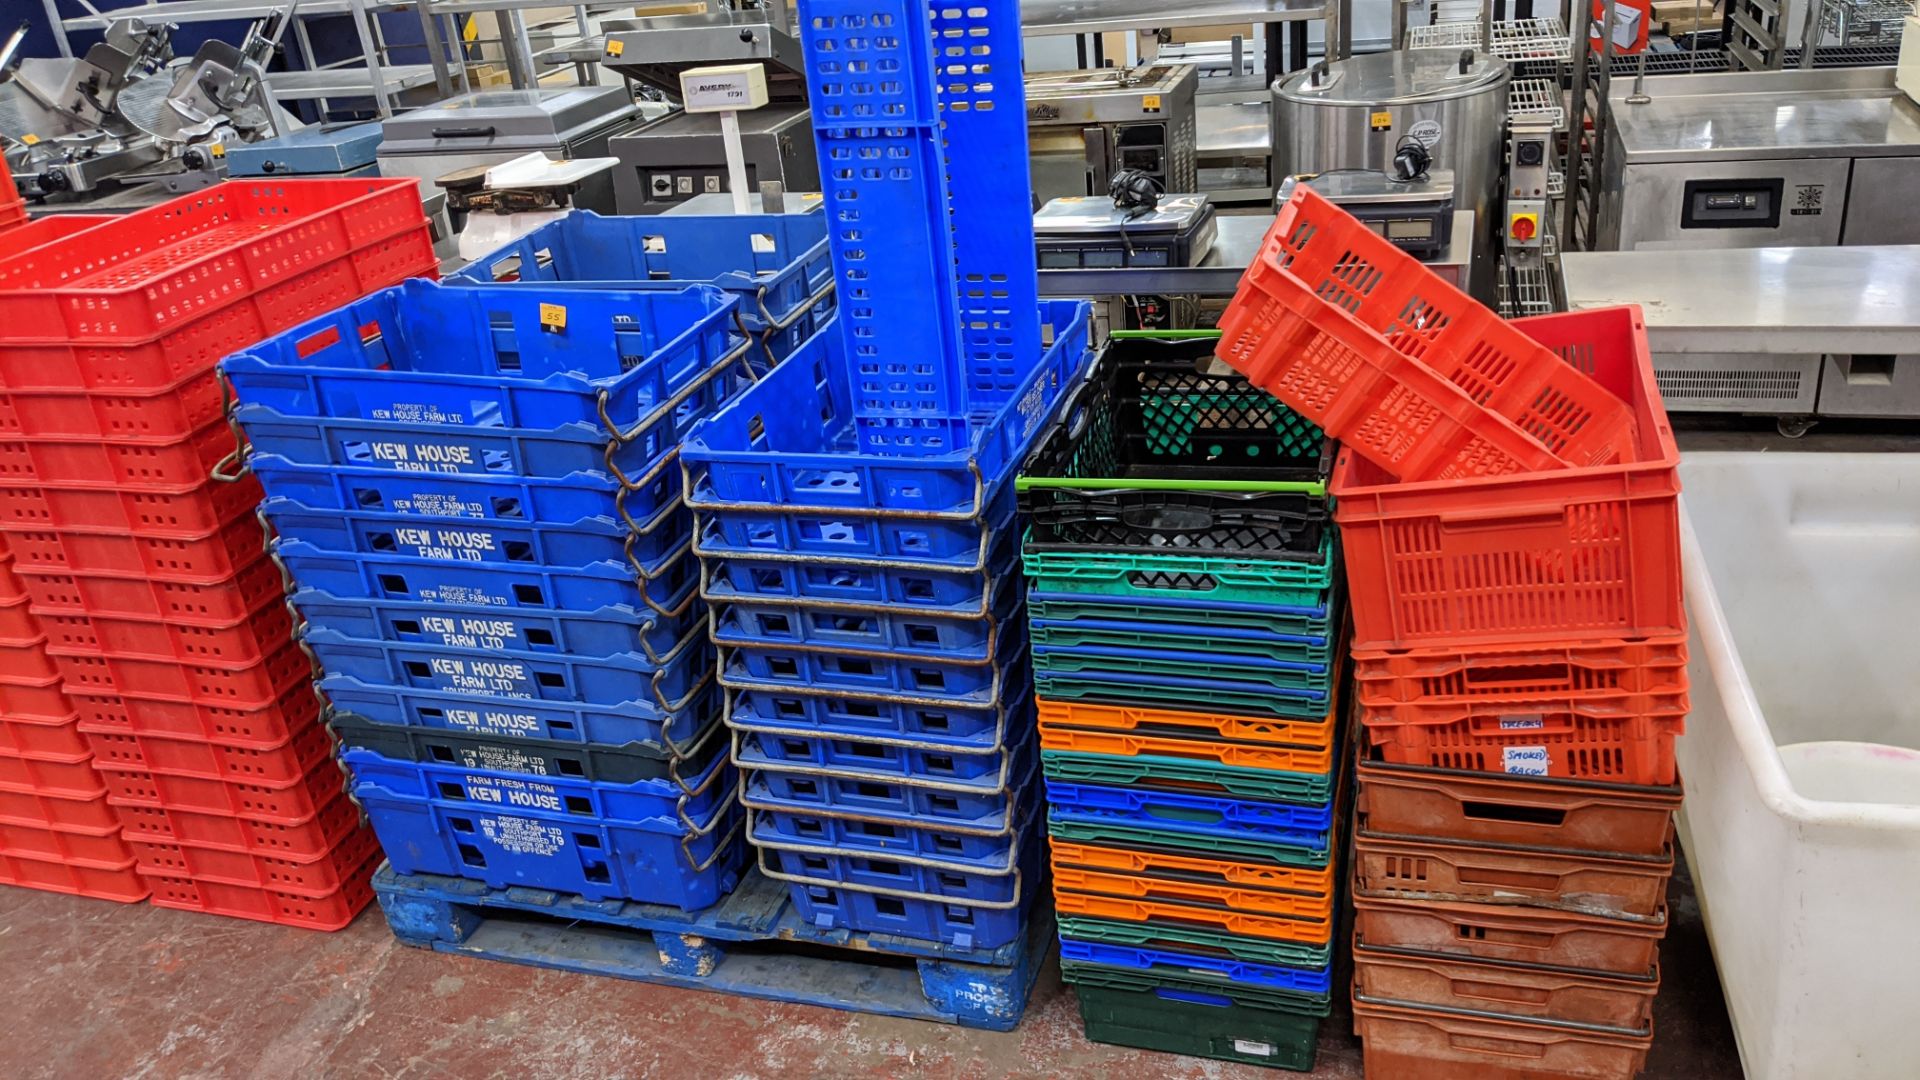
(1019, 0, 1329, 34)
(1196, 101, 1271, 159)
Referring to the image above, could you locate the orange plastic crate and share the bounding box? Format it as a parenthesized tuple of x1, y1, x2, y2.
(1353, 999, 1653, 1080)
(1353, 636, 1688, 705)
(1352, 945, 1659, 1031)
(6, 501, 268, 578)
(79, 718, 331, 788)
(1047, 837, 1338, 899)
(142, 846, 377, 930)
(68, 673, 319, 748)
(0, 816, 133, 867)
(1038, 726, 1335, 777)
(1215, 187, 1636, 482)
(0, 215, 110, 262)
(1052, 889, 1334, 945)
(1361, 702, 1683, 786)
(38, 592, 292, 666)
(1035, 696, 1337, 749)
(1333, 306, 1683, 651)
(0, 364, 223, 440)
(0, 471, 266, 538)
(1355, 759, 1679, 857)
(128, 822, 377, 898)
(47, 637, 309, 706)
(0, 744, 103, 797)
(1051, 863, 1336, 924)
(1354, 893, 1665, 976)
(0, 416, 237, 488)
(112, 785, 358, 859)
(0, 782, 121, 830)
(1352, 830, 1674, 919)
(0, 592, 35, 637)
(96, 744, 343, 823)
(0, 632, 60, 681)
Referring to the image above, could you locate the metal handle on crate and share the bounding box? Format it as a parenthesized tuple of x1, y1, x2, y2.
(612, 445, 683, 534)
(594, 333, 754, 451)
(723, 690, 1015, 756)
(677, 800, 748, 876)
(730, 307, 773, 380)
(210, 367, 252, 483)
(755, 277, 836, 334)
(652, 657, 714, 714)
(727, 726, 1021, 795)
(717, 643, 1010, 714)
(734, 775, 1020, 839)
(752, 836, 1027, 911)
(625, 540, 698, 620)
(671, 763, 740, 838)
(741, 808, 1025, 876)
(683, 460, 990, 525)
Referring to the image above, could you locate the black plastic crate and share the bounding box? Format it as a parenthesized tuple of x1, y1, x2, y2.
(1017, 334, 1333, 559)
(328, 710, 723, 785)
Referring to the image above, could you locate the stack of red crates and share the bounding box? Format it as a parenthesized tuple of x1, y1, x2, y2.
(0, 532, 146, 902)
(0, 179, 438, 929)
(0, 157, 27, 236)
(1216, 186, 1686, 1080)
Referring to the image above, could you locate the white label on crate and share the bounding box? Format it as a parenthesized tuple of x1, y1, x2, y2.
(375, 401, 467, 425)
(1232, 1040, 1276, 1058)
(482, 815, 565, 857)
(417, 584, 508, 607)
(1498, 714, 1546, 731)
(429, 656, 532, 697)
(440, 707, 539, 737)
(370, 441, 478, 473)
(1502, 746, 1551, 776)
(1015, 378, 1048, 440)
(396, 492, 486, 518)
(394, 526, 498, 562)
(462, 745, 550, 776)
(466, 775, 567, 813)
(417, 615, 516, 651)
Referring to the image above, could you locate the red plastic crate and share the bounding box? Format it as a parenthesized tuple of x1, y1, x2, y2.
(0, 713, 90, 757)
(128, 821, 377, 898)
(48, 636, 308, 705)
(0, 363, 223, 439)
(1333, 306, 1684, 651)
(1362, 706, 1684, 786)
(0, 592, 33, 637)
(0, 847, 148, 902)
(0, 817, 133, 867)
(80, 718, 331, 787)
(112, 784, 358, 858)
(0, 782, 121, 830)
(68, 671, 320, 748)
(0, 214, 109, 262)
(1215, 186, 1636, 482)
(0, 633, 59, 681)
(0, 179, 427, 344)
(16, 549, 284, 620)
(9, 508, 268, 578)
(0, 416, 236, 487)
(1354, 636, 1689, 705)
(97, 746, 345, 822)
(0, 470, 264, 536)
(38, 592, 292, 666)
(0, 744, 105, 797)
(0, 669, 76, 720)
(142, 846, 376, 930)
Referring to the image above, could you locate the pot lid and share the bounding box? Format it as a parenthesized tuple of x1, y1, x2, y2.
(1275, 48, 1508, 106)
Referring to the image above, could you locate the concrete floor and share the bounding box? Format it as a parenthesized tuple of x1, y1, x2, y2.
(0, 854, 1741, 1080)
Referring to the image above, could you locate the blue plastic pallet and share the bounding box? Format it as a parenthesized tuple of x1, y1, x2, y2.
(681, 302, 1092, 521)
(320, 673, 715, 749)
(1044, 780, 1337, 857)
(223, 279, 746, 439)
(265, 496, 689, 576)
(708, 571, 1020, 663)
(250, 453, 671, 536)
(373, 864, 1051, 1029)
(305, 624, 712, 710)
(727, 685, 1020, 753)
(450, 209, 833, 358)
(292, 588, 695, 664)
(274, 538, 696, 616)
(1058, 937, 1336, 998)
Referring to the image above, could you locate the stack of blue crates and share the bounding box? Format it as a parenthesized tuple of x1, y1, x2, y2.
(220, 278, 759, 910)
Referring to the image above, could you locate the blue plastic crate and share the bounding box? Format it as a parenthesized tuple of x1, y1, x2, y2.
(1057, 937, 1336, 998)
(248, 453, 665, 533)
(292, 588, 693, 663)
(727, 685, 1019, 752)
(264, 496, 690, 578)
(699, 530, 1018, 612)
(696, 480, 1017, 569)
(708, 570, 1019, 663)
(343, 736, 732, 825)
(350, 753, 746, 908)
(720, 644, 1022, 713)
(734, 708, 1024, 783)
(723, 621, 1026, 701)
(681, 301, 1092, 519)
(274, 538, 696, 616)
(742, 733, 1037, 825)
(330, 710, 720, 784)
(1043, 781, 1336, 857)
(450, 209, 834, 368)
(743, 782, 1028, 868)
(305, 624, 712, 711)
(768, 826, 1041, 950)
(321, 673, 715, 749)
(222, 279, 749, 443)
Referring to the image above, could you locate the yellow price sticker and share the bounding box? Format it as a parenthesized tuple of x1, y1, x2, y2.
(607, 39, 625, 57)
(20, 134, 38, 146)
(539, 302, 567, 331)
(209, 142, 226, 158)
(1369, 110, 1393, 131)
(1142, 94, 1162, 111)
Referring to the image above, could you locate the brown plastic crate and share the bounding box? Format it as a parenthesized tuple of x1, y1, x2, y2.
(1352, 944, 1658, 1030)
(1352, 830, 1674, 919)
(1356, 760, 1678, 856)
(1353, 998, 1653, 1080)
(1353, 893, 1665, 976)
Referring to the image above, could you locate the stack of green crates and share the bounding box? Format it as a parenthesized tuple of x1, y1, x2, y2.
(1017, 332, 1348, 1071)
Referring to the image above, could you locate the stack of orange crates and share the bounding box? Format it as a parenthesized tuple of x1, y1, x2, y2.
(1215, 186, 1686, 1080)
(0, 178, 437, 928)
(0, 533, 146, 902)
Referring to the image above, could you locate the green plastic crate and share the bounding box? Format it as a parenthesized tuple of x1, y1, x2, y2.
(1032, 647, 1332, 692)
(1057, 913, 1335, 971)
(1028, 621, 1336, 667)
(1062, 958, 1334, 1016)
(1041, 749, 1337, 804)
(1048, 815, 1334, 870)
(1033, 673, 1333, 721)
(1021, 534, 1337, 608)
(1026, 595, 1338, 641)
(1072, 981, 1322, 1071)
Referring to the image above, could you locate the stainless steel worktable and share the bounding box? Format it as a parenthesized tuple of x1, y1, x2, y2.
(1561, 246, 1920, 354)
(1037, 210, 1474, 297)
(1019, 0, 1328, 34)
(1607, 69, 1920, 164)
